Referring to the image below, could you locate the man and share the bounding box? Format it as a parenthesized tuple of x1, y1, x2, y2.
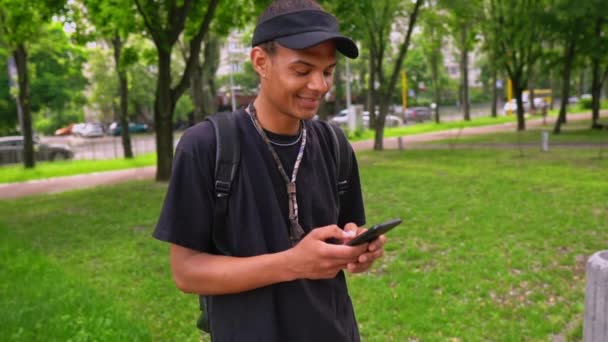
(154, 0, 387, 340)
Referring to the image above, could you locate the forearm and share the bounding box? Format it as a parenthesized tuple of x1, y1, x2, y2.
(171, 245, 296, 295)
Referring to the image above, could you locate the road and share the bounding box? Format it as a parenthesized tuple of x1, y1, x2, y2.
(41, 134, 179, 160)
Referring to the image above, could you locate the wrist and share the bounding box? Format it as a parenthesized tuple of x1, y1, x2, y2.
(277, 248, 299, 282)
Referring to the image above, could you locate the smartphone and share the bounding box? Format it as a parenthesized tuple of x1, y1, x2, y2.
(346, 218, 402, 246)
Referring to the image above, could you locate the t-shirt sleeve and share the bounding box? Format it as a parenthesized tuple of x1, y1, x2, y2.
(153, 125, 216, 252)
(338, 146, 366, 228)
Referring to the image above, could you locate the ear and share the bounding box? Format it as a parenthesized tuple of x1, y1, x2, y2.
(251, 47, 270, 79)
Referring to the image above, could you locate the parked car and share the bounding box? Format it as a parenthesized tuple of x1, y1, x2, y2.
(108, 122, 149, 136)
(503, 99, 530, 113)
(80, 123, 104, 138)
(403, 107, 432, 123)
(54, 123, 74, 136)
(71, 123, 87, 136)
(0, 135, 74, 165)
(362, 111, 403, 127)
(329, 109, 403, 128)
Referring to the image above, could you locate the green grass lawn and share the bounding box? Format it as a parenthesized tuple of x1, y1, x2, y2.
(424, 119, 608, 146)
(1, 148, 607, 341)
(348, 115, 518, 141)
(0, 153, 156, 184)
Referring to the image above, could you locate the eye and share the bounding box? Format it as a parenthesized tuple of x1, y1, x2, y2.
(294, 69, 310, 76)
(324, 70, 334, 77)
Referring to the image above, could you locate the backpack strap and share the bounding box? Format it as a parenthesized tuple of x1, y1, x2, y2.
(322, 122, 352, 201)
(197, 111, 241, 334)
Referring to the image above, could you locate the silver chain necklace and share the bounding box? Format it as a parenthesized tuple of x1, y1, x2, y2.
(247, 109, 303, 147)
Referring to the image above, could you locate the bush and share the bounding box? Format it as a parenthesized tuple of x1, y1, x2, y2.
(580, 97, 593, 109)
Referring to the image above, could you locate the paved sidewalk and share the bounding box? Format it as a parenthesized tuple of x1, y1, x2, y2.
(0, 166, 155, 200)
(0, 113, 597, 200)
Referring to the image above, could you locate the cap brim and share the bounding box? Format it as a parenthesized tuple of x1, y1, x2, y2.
(276, 31, 359, 59)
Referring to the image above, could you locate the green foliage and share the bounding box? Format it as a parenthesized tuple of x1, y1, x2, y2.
(0, 0, 65, 47)
(580, 97, 593, 110)
(29, 23, 88, 114)
(174, 94, 194, 123)
(469, 87, 491, 104)
(86, 37, 157, 124)
(0, 57, 18, 135)
(81, 0, 138, 39)
(217, 61, 259, 94)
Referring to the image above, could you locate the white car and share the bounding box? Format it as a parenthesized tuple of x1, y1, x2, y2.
(503, 99, 530, 113)
(73, 123, 104, 138)
(329, 109, 403, 128)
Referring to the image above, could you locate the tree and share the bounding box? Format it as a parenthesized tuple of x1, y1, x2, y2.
(134, 0, 220, 181)
(440, 0, 481, 121)
(548, 0, 590, 134)
(419, 6, 448, 123)
(81, 0, 141, 158)
(484, 0, 547, 131)
(0, 0, 65, 168)
(86, 38, 157, 125)
(29, 23, 88, 134)
(333, 0, 422, 150)
(586, 0, 608, 129)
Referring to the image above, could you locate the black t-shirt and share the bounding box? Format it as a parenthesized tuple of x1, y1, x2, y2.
(154, 109, 366, 341)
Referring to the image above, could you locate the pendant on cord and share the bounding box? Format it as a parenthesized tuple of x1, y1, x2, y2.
(289, 218, 305, 245)
(287, 182, 304, 244)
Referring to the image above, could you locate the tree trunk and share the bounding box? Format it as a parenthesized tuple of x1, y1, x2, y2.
(155, 49, 175, 181)
(554, 40, 576, 134)
(460, 25, 470, 121)
(513, 79, 526, 131)
(190, 53, 205, 123)
(491, 67, 497, 118)
(431, 51, 441, 123)
(112, 33, 133, 159)
(373, 101, 389, 150)
(202, 35, 219, 119)
(367, 52, 376, 129)
(591, 58, 602, 129)
(578, 69, 584, 98)
(591, 17, 603, 129)
(14, 44, 35, 168)
(528, 66, 535, 113)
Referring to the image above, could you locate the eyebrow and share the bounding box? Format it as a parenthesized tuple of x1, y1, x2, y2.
(291, 60, 337, 69)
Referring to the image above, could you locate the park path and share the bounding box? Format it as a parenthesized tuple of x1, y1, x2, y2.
(0, 113, 597, 200)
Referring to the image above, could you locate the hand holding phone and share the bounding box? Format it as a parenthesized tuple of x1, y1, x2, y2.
(346, 218, 402, 246)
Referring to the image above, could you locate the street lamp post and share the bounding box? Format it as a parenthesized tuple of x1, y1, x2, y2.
(345, 58, 355, 132)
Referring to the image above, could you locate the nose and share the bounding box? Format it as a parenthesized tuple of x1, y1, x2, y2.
(308, 72, 330, 93)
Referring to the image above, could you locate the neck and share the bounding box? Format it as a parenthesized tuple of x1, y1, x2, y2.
(252, 92, 301, 135)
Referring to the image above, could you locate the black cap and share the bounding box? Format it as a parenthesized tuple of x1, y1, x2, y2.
(252, 10, 359, 59)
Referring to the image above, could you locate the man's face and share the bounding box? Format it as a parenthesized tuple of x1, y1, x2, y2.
(262, 41, 337, 121)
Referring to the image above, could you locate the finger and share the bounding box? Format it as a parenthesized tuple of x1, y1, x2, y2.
(324, 243, 368, 261)
(310, 225, 350, 241)
(344, 222, 358, 234)
(347, 261, 373, 274)
(358, 249, 383, 263)
(368, 234, 387, 252)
